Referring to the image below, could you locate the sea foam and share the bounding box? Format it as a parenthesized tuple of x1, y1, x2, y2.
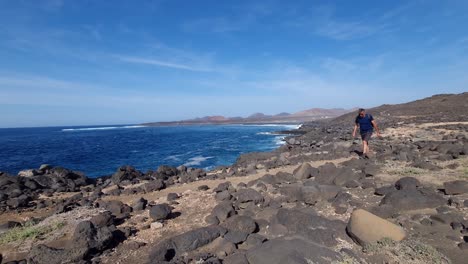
(62, 125, 146, 132)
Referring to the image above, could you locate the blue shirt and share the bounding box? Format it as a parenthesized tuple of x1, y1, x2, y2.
(355, 114, 374, 133)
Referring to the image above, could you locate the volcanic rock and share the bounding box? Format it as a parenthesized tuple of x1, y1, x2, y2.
(149, 204, 172, 221)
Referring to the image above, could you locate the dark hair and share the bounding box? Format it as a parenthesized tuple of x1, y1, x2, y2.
(357, 108, 366, 119)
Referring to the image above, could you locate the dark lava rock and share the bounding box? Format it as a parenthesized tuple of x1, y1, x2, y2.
(198, 185, 210, 191)
(444, 180, 468, 195)
(279, 185, 303, 202)
(245, 238, 340, 264)
(98, 200, 132, 217)
(6, 195, 30, 209)
(223, 252, 249, 264)
(233, 188, 264, 204)
(132, 197, 148, 211)
(157, 165, 178, 176)
(167, 193, 180, 201)
(375, 185, 395, 196)
(205, 214, 220, 225)
(274, 171, 296, 183)
(273, 208, 346, 247)
(380, 188, 446, 211)
(221, 215, 257, 234)
(148, 225, 227, 262)
(0, 221, 21, 234)
(293, 163, 316, 180)
(111, 165, 142, 184)
(363, 164, 380, 177)
(143, 180, 165, 193)
(214, 182, 231, 193)
(28, 244, 85, 264)
(125, 241, 147, 250)
(212, 201, 235, 222)
(222, 215, 257, 244)
(215, 190, 232, 201)
(149, 204, 172, 221)
(90, 211, 115, 228)
(71, 221, 114, 251)
(395, 177, 421, 190)
(224, 230, 249, 244)
(333, 167, 360, 186)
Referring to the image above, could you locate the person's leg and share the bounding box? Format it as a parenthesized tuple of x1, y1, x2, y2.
(363, 140, 368, 155)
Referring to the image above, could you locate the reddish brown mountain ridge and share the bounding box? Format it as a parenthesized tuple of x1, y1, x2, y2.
(143, 108, 356, 126)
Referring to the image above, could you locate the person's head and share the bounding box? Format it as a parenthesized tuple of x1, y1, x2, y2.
(358, 108, 366, 117)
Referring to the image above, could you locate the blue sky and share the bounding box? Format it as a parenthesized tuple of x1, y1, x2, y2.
(0, 0, 467, 127)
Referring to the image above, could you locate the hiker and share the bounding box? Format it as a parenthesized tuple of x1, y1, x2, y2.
(352, 108, 381, 158)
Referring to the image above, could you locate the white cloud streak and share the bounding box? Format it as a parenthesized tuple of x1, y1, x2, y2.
(115, 56, 214, 72)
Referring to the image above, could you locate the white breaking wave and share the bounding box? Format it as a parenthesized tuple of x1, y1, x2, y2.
(164, 154, 182, 161)
(275, 136, 287, 145)
(256, 132, 272, 135)
(62, 125, 146, 132)
(183, 156, 214, 166)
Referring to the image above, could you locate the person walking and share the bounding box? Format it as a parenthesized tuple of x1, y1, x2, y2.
(352, 108, 381, 158)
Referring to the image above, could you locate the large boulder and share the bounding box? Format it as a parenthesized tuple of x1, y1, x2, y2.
(346, 209, 406, 246)
(111, 166, 142, 184)
(157, 165, 178, 176)
(221, 215, 257, 244)
(148, 225, 227, 262)
(149, 204, 172, 221)
(444, 180, 468, 195)
(246, 238, 340, 264)
(143, 180, 165, 192)
(233, 188, 264, 204)
(212, 201, 236, 222)
(28, 244, 87, 264)
(24, 166, 88, 192)
(98, 200, 132, 217)
(380, 187, 446, 211)
(395, 177, 421, 190)
(293, 163, 317, 180)
(70, 220, 115, 258)
(273, 208, 346, 247)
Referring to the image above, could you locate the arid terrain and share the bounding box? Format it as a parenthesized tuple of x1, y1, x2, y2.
(1, 92, 467, 264)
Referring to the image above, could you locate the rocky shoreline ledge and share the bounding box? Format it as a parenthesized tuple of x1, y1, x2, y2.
(1, 93, 468, 264)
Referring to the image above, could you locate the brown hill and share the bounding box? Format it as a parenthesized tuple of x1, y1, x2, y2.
(330, 92, 468, 126)
(292, 108, 355, 118)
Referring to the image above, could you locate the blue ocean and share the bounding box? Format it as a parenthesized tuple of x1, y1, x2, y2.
(0, 124, 299, 178)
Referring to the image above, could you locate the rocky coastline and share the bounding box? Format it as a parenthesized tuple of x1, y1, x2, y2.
(1, 92, 468, 264)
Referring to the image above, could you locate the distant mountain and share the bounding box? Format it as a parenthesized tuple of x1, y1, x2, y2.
(142, 107, 355, 126)
(192, 116, 229, 122)
(248, 113, 271, 119)
(291, 108, 353, 117)
(274, 112, 291, 117)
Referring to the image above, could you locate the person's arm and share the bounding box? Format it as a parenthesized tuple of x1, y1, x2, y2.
(352, 124, 358, 138)
(371, 120, 381, 137)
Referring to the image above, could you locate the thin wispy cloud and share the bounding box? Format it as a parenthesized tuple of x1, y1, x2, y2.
(116, 55, 214, 72)
(0, 1, 467, 127)
(315, 20, 382, 40)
